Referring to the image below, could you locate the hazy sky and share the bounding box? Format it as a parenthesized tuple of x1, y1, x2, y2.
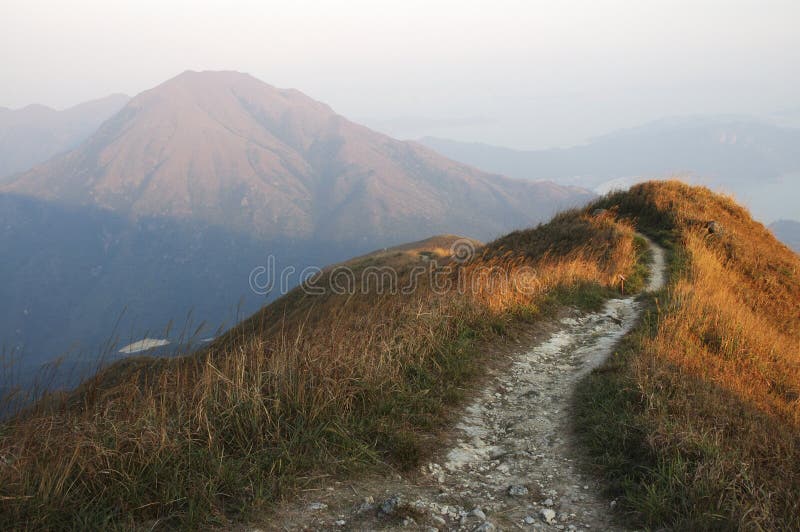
(2, 0, 799, 149)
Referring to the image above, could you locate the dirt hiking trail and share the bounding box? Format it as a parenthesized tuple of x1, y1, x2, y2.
(254, 238, 666, 532)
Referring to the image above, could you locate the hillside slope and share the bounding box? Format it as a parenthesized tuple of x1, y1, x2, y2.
(577, 181, 800, 530)
(260, 237, 665, 531)
(2, 181, 797, 530)
(0, 201, 643, 529)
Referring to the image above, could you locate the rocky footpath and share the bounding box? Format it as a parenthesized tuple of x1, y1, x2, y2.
(254, 239, 665, 531)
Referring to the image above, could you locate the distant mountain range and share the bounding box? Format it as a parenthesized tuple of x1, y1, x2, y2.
(770, 220, 800, 253)
(421, 117, 800, 188)
(420, 118, 800, 223)
(0, 94, 129, 178)
(0, 71, 592, 384)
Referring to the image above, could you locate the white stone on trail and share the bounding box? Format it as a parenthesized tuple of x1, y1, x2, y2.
(540, 508, 557, 524)
(507, 485, 529, 497)
(307, 502, 328, 511)
(380, 495, 400, 515)
(470, 508, 487, 520)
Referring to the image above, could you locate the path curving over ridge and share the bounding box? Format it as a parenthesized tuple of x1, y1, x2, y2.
(258, 238, 667, 531)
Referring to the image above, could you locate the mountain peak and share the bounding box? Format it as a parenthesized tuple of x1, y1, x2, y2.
(2, 72, 592, 242)
(165, 69, 261, 87)
(123, 69, 335, 131)
(148, 70, 305, 102)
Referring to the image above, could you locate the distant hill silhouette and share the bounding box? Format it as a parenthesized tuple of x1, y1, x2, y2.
(420, 117, 800, 187)
(422, 117, 800, 188)
(0, 94, 129, 178)
(420, 117, 800, 222)
(770, 219, 800, 252)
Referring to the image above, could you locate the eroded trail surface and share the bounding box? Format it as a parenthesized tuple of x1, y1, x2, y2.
(260, 239, 666, 532)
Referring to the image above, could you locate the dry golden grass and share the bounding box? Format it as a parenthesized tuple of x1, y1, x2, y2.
(577, 181, 800, 530)
(0, 210, 644, 529)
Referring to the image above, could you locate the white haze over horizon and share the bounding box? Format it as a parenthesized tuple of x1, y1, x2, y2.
(2, 0, 799, 149)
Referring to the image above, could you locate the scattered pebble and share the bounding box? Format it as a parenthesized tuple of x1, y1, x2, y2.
(430, 514, 447, 526)
(540, 508, 557, 524)
(470, 507, 487, 520)
(380, 495, 400, 515)
(508, 485, 529, 497)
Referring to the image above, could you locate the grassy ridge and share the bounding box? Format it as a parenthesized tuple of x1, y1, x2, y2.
(0, 210, 643, 529)
(575, 181, 800, 530)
